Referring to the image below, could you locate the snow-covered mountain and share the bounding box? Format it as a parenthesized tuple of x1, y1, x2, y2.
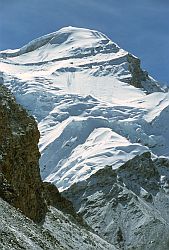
(0, 26, 168, 191)
(1, 26, 169, 249)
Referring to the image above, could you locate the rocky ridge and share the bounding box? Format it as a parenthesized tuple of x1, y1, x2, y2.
(126, 54, 162, 93)
(63, 152, 169, 249)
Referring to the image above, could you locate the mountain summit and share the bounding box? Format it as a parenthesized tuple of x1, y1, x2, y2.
(0, 26, 162, 94)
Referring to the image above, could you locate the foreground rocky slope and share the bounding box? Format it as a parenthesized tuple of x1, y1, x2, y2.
(1, 197, 115, 250)
(64, 152, 169, 249)
(0, 84, 46, 222)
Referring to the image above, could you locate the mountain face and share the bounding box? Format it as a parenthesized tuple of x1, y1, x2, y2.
(1, 26, 169, 249)
(1, 26, 168, 191)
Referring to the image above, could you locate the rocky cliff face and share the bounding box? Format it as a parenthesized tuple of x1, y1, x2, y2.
(0, 84, 47, 222)
(126, 53, 162, 93)
(63, 152, 169, 250)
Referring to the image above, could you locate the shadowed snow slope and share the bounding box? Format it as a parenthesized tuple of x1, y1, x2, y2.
(0, 26, 169, 192)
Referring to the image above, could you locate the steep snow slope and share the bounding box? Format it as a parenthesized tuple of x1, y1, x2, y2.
(0, 26, 168, 191)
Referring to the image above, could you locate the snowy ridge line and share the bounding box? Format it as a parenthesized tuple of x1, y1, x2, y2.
(0, 26, 118, 58)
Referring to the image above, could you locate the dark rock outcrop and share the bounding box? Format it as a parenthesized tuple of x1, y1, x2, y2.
(0, 85, 47, 223)
(127, 53, 147, 88)
(43, 181, 84, 225)
(127, 53, 163, 93)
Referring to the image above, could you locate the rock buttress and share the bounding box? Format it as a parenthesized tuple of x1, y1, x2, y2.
(0, 85, 47, 222)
